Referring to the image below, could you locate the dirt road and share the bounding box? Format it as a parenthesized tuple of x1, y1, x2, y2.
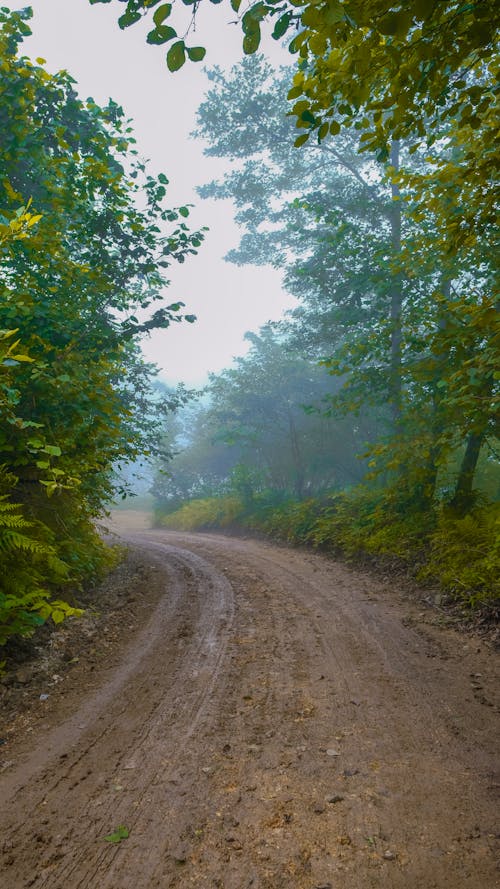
(1, 519, 498, 888)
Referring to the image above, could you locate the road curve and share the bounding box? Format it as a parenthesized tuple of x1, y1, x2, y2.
(0, 528, 498, 889)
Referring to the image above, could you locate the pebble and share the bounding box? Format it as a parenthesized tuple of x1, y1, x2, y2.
(15, 668, 33, 685)
(326, 749, 340, 757)
(327, 794, 344, 804)
(383, 850, 397, 860)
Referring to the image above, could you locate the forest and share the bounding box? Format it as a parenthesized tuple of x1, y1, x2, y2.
(0, 1, 498, 650)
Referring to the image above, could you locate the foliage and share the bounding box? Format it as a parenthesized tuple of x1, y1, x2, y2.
(0, 8, 203, 645)
(151, 324, 375, 513)
(0, 469, 83, 645)
(90, 0, 498, 138)
(103, 825, 130, 844)
(91, 1, 497, 249)
(419, 505, 500, 605)
(159, 495, 244, 531)
(194, 54, 499, 511)
(158, 489, 500, 607)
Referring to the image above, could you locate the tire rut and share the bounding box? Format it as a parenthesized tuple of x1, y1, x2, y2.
(1, 528, 498, 889)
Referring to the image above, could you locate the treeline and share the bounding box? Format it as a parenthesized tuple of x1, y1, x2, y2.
(154, 53, 499, 608)
(0, 8, 201, 645)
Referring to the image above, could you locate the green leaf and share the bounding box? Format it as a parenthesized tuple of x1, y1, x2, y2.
(272, 13, 291, 40)
(166, 41, 186, 72)
(178, 206, 190, 218)
(118, 11, 142, 29)
(153, 3, 172, 26)
(147, 25, 177, 45)
(230, 0, 242, 9)
(10, 353, 34, 363)
(243, 30, 261, 54)
(186, 46, 206, 62)
(104, 825, 129, 844)
(43, 445, 62, 457)
(300, 109, 316, 125)
(294, 133, 310, 147)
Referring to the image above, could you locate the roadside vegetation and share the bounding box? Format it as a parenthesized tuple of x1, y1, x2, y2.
(153, 43, 499, 610)
(0, 7, 202, 647)
(1, 1, 498, 649)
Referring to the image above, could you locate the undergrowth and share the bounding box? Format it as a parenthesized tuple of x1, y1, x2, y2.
(157, 489, 500, 609)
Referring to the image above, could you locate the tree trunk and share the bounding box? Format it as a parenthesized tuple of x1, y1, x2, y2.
(287, 408, 305, 499)
(420, 277, 452, 505)
(389, 140, 403, 428)
(449, 432, 485, 515)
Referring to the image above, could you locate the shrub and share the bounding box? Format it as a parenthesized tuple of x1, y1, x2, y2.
(157, 488, 500, 608)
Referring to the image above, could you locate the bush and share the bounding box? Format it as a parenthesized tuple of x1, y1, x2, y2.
(160, 495, 245, 531)
(0, 486, 83, 645)
(156, 487, 500, 608)
(419, 505, 500, 606)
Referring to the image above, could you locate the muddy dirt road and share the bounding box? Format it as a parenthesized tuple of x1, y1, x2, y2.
(1, 519, 498, 888)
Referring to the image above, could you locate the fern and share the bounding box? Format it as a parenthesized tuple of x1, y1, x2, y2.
(0, 476, 82, 645)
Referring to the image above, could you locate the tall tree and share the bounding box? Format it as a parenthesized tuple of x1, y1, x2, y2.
(194, 54, 498, 507)
(153, 324, 375, 508)
(0, 7, 204, 642)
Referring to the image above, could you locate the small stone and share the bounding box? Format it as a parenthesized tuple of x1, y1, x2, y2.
(327, 794, 344, 804)
(383, 850, 396, 860)
(15, 667, 32, 685)
(313, 804, 325, 814)
(39, 693, 49, 702)
(326, 749, 340, 757)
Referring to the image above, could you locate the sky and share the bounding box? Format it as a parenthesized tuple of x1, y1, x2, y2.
(6, 0, 296, 387)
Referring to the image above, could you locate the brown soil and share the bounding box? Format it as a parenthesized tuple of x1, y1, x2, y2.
(1, 511, 498, 889)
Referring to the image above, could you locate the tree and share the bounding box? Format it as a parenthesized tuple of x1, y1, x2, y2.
(154, 324, 372, 509)
(89, 0, 497, 243)
(0, 7, 204, 642)
(194, 54, 498, 508)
